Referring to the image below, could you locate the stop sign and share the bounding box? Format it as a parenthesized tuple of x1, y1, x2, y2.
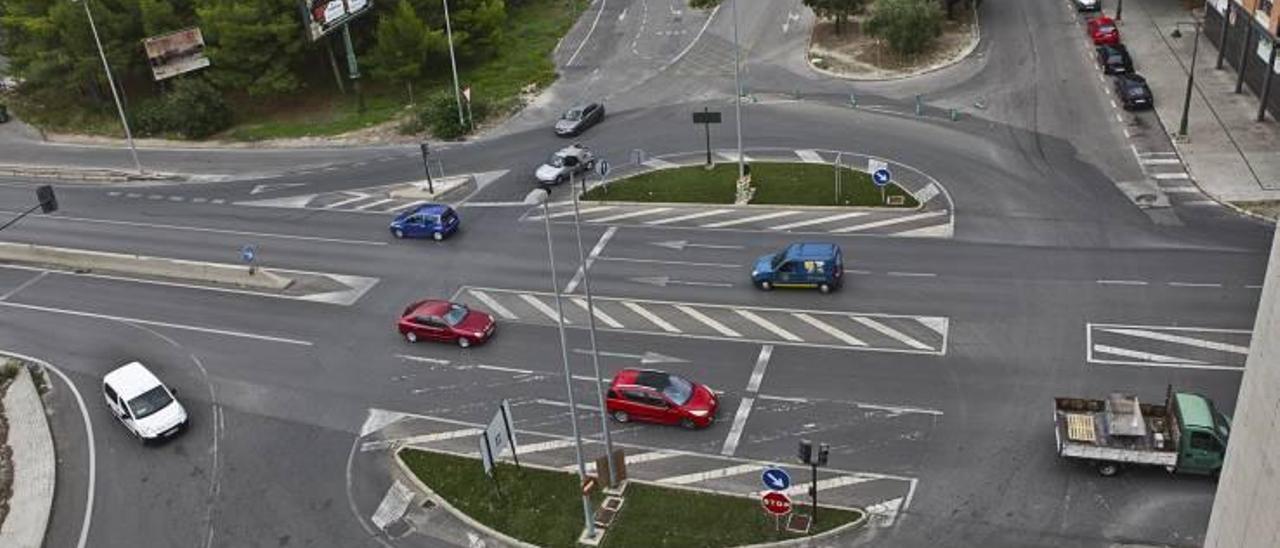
(761, 491, 793, 516)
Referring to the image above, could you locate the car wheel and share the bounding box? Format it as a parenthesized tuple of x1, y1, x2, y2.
(758, 281, 772, 291)
(1097, 462, 1120, 477)
(405, 331, 418, 343)
(612, 410, 630, 423)
(556, 175, 567, 185)
(457, 337, 472, 348)
(432, 231, 443, 241)
(819, 283, 832, 294)
(393, 228, 405, 239)
(680, 418, 697, 430)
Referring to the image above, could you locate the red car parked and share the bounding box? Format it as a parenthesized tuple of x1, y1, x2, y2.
(397, 300, 495, 348)
(605, 369, 718, 429)
(1088, 16, 1120, 45)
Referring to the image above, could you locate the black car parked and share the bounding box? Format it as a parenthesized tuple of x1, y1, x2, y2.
(1096, 44, 1133, 75)
(1113, 73, 1154, 110)
(554, 102, 605, 136)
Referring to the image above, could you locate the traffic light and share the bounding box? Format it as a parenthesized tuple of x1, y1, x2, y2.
(798, 439, 812, 464)
(37, 185, 57, 213)
(817, 443, 830, 466)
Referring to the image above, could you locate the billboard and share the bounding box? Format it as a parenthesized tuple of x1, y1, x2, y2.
(303, 0, 373, 42)
(142, 28, 210, 81)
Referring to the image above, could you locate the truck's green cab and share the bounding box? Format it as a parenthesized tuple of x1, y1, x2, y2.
(1173, 392, 1231, 475)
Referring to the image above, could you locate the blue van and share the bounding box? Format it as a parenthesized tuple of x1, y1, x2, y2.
(389, 204, 460, 241)
(751, 243, 844, 293)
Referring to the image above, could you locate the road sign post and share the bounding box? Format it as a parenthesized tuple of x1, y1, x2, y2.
(762, 467, 792, 491)
(419, 142, 435, 194)
(870, 161, 893, 206)
(240, 244, 258, 275)
(692, 108, 723, 167)
(761, 491, 793, 517)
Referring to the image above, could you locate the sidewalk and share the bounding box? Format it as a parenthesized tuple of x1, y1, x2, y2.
(0, 362, 55, 548)
(1122, 0, 1280, 218)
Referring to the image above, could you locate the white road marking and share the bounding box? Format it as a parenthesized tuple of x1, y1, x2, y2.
(0, 301, 313, 345)
(1099, 327, 1250, 354)
(1096, 279, 1148, 285)
(529, 206, 615, 221)
(1153, 172, 1191, 180)
(370, 480, 414, 530)
(641, 158, 677, 169)
(735, 310, 802, 341)
(398, 428, 482, 445)
(517, 438, 579, 454)
(478, 364, 543, 375)
(701, 210, 798, 228)
(520, 294, 570, 324)
(598, 256, 741, 268)
(830, 210, 948, 233)
(758, 474, 878, 499)
(573, 297, 624, 328)
(571, 450, 680, 472)
(209, 199, 226, 204)
(658, 463, 760, 485)
(1092, 344, 1208, 364)
(746, 345, 772, 393)
(324, 193, 372, 209)
(532, 398, 601, 413)
(1141, 158, 1183, 165)
(772, 211, 869, 230)
(716, 151, 754, 163)
(1161, 185, 1201, 193)
(894, 223, 953, 238)
(795, 149, 825, 163)
(6, 214, 389, 246)
(353, 198, 395, 211)
(886, 271, 937, 278)
(0, 270, 48, 301)
(566, 0, 608, 66)
(850, 316, 932, 350)
(565, 225, 616, 293)
(589, 207, 673, 223)
(645, 209, 732, 225)
(1169, 282, 1222, 288)
(1246, 284, 1263, 289)
(676, 305, 741, 337)
(1179, 200, 1218, 206)
(793, 313, 867, 346)
(623, 301, 682, 333)
(866, 497, 905, 526)
(396, 354, 452, 365)
(468, 290, 517, 319)
(720, 397, 755, 456)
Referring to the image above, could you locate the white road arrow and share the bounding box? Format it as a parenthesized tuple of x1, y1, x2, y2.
(250, 182, 308, 195)
(629, 276, 733, 288)
(782, 11, 800, 34)
(573, 348, 689, 365)
(651, 240, 745, 251)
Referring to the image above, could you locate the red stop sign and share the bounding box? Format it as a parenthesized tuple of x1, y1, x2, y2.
(761, 491, 792, 516)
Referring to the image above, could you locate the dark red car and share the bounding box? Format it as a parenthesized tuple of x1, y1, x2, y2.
(397, 300, 495, 348)
(1088, 16, 1120, 46)
(605, 369, 718, 429)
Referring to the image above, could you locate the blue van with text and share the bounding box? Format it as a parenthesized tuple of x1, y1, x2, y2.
(389, 204, 460, 241)
(751, 243, 844, 293)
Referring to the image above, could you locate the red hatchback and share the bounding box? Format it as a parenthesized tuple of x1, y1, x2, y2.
(1088, 16, 1120, 45)
(605, 369, 718, 429)
(398, 300, 495, 348)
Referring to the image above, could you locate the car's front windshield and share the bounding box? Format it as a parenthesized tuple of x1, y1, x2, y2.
(549, 154, 565, 167)
(127, 386, 174, 419)
(443, 304, 469, 326)
(663, 375, 694, 406)
(771, 252, 787, 267)
(563, 109, 582, 121)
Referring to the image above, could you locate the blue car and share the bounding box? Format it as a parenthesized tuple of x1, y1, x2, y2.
(389, 204, 460, 241)
(751, 242, 844, 293)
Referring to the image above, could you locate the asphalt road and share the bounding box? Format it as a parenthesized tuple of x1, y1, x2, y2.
(1, 1, 1273, 547)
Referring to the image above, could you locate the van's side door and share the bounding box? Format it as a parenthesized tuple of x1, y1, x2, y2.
(1181, 429, 1226, 474)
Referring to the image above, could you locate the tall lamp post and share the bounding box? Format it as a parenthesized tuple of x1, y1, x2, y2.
(524, 187, 596, 540)
(731, 0, 745, 179)
(442, 0, 466, 127)
(1171, 19, 1203, 138)
(74, 0, 142, 174)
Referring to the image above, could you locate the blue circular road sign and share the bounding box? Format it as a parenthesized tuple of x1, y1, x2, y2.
(872, 168, 892, 187)
(761, 467, 791, 491)
(240, 244, 257, 264)
(597, 158, 611, 177)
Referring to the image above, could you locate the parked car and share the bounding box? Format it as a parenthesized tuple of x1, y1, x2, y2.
(1074, 0, 1101, 11)
(1096, 44, 1133, 74)
(535, 143, 596, 185)
(605, 369, 718, 429)
(1088, 16, 1120, 45)
(554, 103, 605, 136)
(103, 361, 189, 443)
(1113, 73, 1154, 110)
(751, 242, 844, 293)
(398, 299, 495, 348)
(389, 203, 460, 241)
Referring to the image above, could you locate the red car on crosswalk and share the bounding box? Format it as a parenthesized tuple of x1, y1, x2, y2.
(605, 369, 718, 429)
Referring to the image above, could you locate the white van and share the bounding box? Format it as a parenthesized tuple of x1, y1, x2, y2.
(102, 361, 188, 442)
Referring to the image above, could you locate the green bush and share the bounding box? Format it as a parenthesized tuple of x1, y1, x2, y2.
(412, 91, 492, 140)
(868, 0, 944, 56)
(132, 76, 232, 139)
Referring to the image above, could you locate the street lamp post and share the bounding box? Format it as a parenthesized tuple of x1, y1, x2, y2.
(75, 0, 142, 174)
(731, 0, 744, 180)
(524, 187, 596, 540)
(1172, 20, 1203, 138)
(442, 0, 466, 127)
(570, 170, 617, 487)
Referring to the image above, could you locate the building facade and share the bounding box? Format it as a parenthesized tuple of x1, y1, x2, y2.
(1203, 0, 1280, 120)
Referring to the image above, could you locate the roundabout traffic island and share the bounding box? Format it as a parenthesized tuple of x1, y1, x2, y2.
(582, 162, 919, 208)
(396, 447, 867, 547)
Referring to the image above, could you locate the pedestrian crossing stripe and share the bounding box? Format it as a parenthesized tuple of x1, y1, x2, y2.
(1086, 322, 1251, 370)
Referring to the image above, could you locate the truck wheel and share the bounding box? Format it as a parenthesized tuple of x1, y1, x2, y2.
(1097, 463, 1119, 477)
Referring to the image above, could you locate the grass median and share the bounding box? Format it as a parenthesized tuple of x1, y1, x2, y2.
(400, 448, 864, 547)
(583, 162, 919, 207)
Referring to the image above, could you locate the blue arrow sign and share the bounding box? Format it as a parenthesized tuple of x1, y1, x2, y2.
(240, 244, 257, 264)
(872, 168, 892, 187)
(762, 467, 791, 491)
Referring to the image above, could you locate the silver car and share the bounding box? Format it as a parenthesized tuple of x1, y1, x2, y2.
(535, 144, 596, 185)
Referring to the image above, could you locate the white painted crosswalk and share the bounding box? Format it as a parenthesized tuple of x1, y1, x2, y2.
(1087, 322, 1251, 370)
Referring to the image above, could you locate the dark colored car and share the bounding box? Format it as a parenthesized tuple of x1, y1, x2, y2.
(389, 203, 460, 241)
(398, 300, 495, 348)
(1113, 73, 1154, 110)
(1096, 44, 1133, 74)
(554, 103, 605, 136)
(605, 369, 718, 429)
(1088, 16, 1120, 46)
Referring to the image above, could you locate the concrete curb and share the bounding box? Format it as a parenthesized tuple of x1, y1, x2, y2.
(805, 4, 982, 83)
(393, 446, 540, 548)
(0, 164, 183, 183)
(387, 174, 477, 202)
(0, 363, 55, 548)
(0, 242, 293, 290)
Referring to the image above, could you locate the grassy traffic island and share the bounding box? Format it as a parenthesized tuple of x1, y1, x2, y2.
(400, 448, 866, 548)
(583, 162, 919, 208)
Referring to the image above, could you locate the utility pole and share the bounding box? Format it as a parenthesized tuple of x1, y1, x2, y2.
(76, 0, 142, 174)
(443, 0, 466, 127)
(731, 0, 745, 180)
